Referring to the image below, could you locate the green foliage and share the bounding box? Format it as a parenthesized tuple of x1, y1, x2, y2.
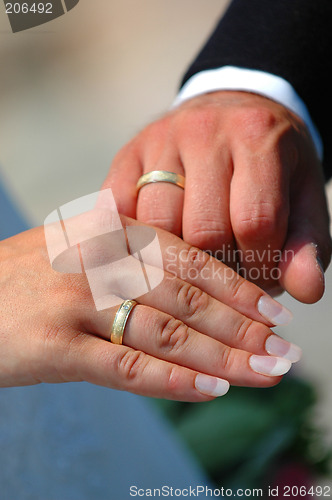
(154, 377, 331, 488)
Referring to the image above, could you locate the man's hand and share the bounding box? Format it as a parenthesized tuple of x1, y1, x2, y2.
(104, 91, 332, 303)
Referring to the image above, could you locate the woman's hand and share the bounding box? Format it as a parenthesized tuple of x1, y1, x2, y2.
(0, 213, 301, 401)
(103, 91, 331, 303)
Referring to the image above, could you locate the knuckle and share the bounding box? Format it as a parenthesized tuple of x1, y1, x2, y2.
(186, 221, 231, 250)
(53, 329, 87, 382)
(165, 365, 183, 393)
(177, 107, 219, 142)
(141, 215, 176, 233)
(176, 282, 209, 322)
(158, 317, 190, 354)
(180, 246, 212, 279)
(233, 202, 287, 242)
(234, 213, 272, 241)
(226, 273, 247, 301)
(142, 116, 171, 144)
(116, 349, 147, 382)
(43, 322, 63, 345)
(220, 346, 235, 372)
(234, 318, 254, 344)
(235, 107, 279, 143)
(43, 321, 73, 352)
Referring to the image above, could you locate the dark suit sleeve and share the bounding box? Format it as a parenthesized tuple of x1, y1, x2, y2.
(181, 0, 332, 181)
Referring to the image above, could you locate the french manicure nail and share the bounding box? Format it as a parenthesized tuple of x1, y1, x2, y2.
(249, 355, 292, 376)
(265, 335, 302, 362)
(195, 374, 230, 397)
(258, 296, 293, 325)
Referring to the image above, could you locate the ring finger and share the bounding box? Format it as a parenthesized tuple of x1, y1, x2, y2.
(86, 296, 294, 389)
(136, 137, 185, 236)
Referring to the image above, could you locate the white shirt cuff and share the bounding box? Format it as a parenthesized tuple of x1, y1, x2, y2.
(172, 66, 323, 160)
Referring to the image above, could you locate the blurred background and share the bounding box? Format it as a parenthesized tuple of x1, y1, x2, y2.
(1, 0, 332, 491)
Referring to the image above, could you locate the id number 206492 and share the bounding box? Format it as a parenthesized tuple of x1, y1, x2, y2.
(282, 485, 331, 497)
(5, 3, 53, 14)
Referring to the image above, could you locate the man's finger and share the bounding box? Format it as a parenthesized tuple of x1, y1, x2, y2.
(103, 142, 142, 218)
(230, 144, 290, 291)
(181, 143, 236, 261)
(136, 160, 185, 237)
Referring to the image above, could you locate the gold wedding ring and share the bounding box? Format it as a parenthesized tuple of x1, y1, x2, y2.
(136, 170, 185, 192)
(110, 300, 137, 345)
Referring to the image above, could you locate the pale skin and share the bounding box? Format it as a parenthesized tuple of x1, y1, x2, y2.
(104, 91, 332, 303)
(0, 215, 300, 401)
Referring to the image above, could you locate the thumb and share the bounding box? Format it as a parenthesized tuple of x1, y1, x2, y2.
(278, 170, 331, 303)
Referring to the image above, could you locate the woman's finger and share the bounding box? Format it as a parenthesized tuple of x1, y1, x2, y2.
(84, 259, 301, 361)
(60, 331, 230, 402)
(84, 299, 293, 390)
(134, 270, 301, 360)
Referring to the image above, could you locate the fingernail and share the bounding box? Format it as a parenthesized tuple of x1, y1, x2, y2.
(257, 296, 293, 325)
(195, 374, 230, 397)
(316, 256, 325, 280)
(265, 335, 302, 362)
(249, 355, 292, 376)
